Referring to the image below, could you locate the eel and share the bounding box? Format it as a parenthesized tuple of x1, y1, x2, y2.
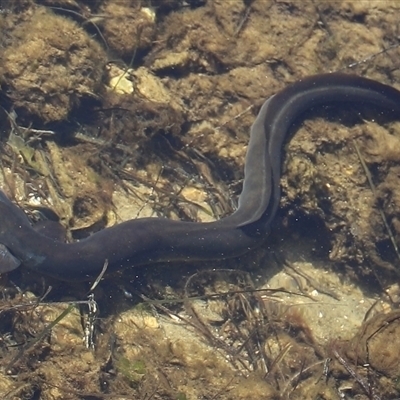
(1, 73, 400, 281)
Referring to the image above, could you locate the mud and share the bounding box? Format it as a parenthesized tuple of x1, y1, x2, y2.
(0, 0, 400, 399)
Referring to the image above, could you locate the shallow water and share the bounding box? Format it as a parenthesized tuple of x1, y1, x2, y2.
(0, 0, 400, 399)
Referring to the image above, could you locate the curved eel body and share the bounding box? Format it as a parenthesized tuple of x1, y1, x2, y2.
(1, 73, 400, 281)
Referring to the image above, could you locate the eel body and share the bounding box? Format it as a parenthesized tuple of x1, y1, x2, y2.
(1, 73, 400, 281)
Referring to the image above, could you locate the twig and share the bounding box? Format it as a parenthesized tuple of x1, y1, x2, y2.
(333, 348, 380, 400)
(89, 259, 109, 292)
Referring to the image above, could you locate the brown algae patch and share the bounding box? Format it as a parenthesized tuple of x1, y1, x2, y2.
(1, 7, 106, 123)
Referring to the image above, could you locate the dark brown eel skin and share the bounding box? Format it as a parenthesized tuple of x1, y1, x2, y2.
(1, 73, 400, 281)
